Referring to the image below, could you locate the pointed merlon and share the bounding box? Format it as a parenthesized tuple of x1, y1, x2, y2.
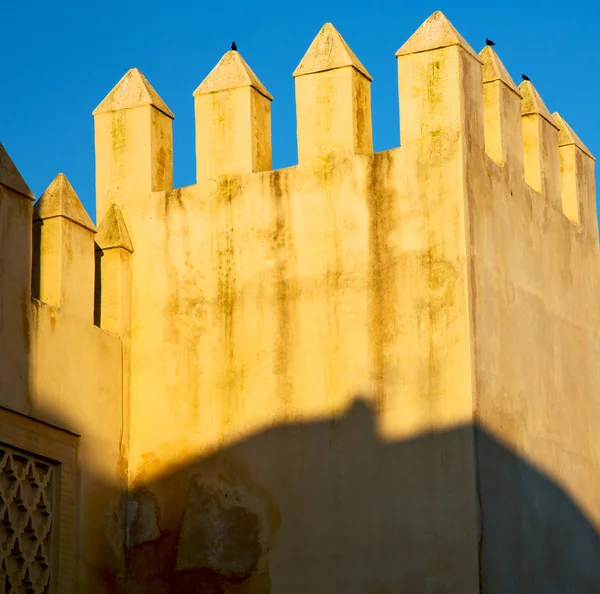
(93, 68, 174, 119)
(479, 46, 521, 96)
(519, 80, 559, 129)
(34, 173, 96, 232)
(552, 112, 595, 160)
(293, 23, 372, 80)
(0, 142, 35, 200)
(95, 203, 134, 252)
(194, 51, 273, 100)
(395, 10, 481, 62)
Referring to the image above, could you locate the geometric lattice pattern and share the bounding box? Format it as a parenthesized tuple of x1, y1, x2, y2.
(0, 445, 56, 594)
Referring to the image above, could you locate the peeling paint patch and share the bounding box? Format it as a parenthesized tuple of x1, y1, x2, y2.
(127, 487, 161, 548)
(176, 476, 262, 579)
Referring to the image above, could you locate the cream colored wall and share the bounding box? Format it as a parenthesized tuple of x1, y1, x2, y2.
(108, 13, 597, 592)
(29, 301, 126, 591)
(91, 13, 486, 594)
(0, 144, 35, 414)
(0, 151, 128, 593)
(472, 47, 600, 590)
(2, 8, 599, 594)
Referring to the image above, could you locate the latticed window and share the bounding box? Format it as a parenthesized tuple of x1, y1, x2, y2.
(0, 445, 58, 594)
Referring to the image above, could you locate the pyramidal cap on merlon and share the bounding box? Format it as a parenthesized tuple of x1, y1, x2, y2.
(519, 80, 559, 129)
(479, 45, 521, 96)
(395, 10, 481, 62)
(34, 173, 96, 232)
(93, 68, 174, 118)
(552, 112, 595, 160)
(0, 142, 35, 200)
(193, 50, 273, 100)
(293, 22, 372, 80)
(96, 203, 134, 252)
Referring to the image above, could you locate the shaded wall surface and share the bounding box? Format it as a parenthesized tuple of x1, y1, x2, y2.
(469, 50, 600, 592)
(0, 147, 126, 593)
(126, 412, 600, 594)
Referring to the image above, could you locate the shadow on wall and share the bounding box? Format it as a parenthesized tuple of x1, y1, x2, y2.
(119, 399, 600, 594)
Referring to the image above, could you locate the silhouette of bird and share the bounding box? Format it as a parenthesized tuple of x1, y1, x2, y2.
(486, 38, 496, 46)
(522, 74, 531, 81)
(231, 41, 237, 51)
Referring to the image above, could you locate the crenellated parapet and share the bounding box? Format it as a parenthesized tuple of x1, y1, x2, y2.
(27, 172, 134, 334)
(0, 10, 593, 349)
(88, 11, 597, 248)
(0, 9, 595, 408)
(1, 9, 599, 593)
(84, 8, 599, 448)
(553, 111, 597, 233)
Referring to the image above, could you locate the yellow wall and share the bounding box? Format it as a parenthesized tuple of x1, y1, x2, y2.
(1, 9, 599, 594)
(0, 154, 127, 592)
(473, 70, 600, 590)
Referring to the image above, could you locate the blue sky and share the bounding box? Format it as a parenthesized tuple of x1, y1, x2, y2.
(2, 0, 598, 222)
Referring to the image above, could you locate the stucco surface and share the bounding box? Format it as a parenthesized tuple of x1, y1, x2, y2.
(0, 9, 598, 594)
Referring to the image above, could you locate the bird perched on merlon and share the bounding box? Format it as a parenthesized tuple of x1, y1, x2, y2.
(231, 41, 237, 51)
(521, 74, 531, 81)
(486, 38, 495, 46)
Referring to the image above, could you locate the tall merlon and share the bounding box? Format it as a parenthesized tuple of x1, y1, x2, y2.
(553, 112, 598, 239)
(194, 51, 273, 183)
(0, 142, 35, 201)
(391, 12, 484, 440)
(95, 204, 133, 335)
(33, 173, 96, 321)
(519, 80, 561, 208)
(396, 11, 483, 147)
(93, 68, 174, 223)
(480, 45, 524, 171)
(0, 143, 35, 410)
(293, 23, 373, 163)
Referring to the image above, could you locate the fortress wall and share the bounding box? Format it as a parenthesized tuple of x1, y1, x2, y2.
(1, 8, 598, 593)
(471, 42, 600, 591)
(91, 13, 486, 592)
(0, 150, 128, 592)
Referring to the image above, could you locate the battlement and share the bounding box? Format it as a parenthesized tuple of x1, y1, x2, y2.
(1, 152, 132, 346)
(2, 10, 600, 594)
(0, 8, 595, 366)
(88, 11, 598, 249)
(0, 9, 595, 348)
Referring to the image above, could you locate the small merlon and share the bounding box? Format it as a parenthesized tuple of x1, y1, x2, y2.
(479, 46, 520, 96)
(395, 10, 481, 62)
(293, 23, 372, 81)
(0, 142, 35, 200)
(193, 51, 273, 100)
(552, 112, 595, 160)
(93, 68, 175, 119)
(519, 80, 559, 129)
(95, 204, 134, 252)
(34, 173, 96, 232)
